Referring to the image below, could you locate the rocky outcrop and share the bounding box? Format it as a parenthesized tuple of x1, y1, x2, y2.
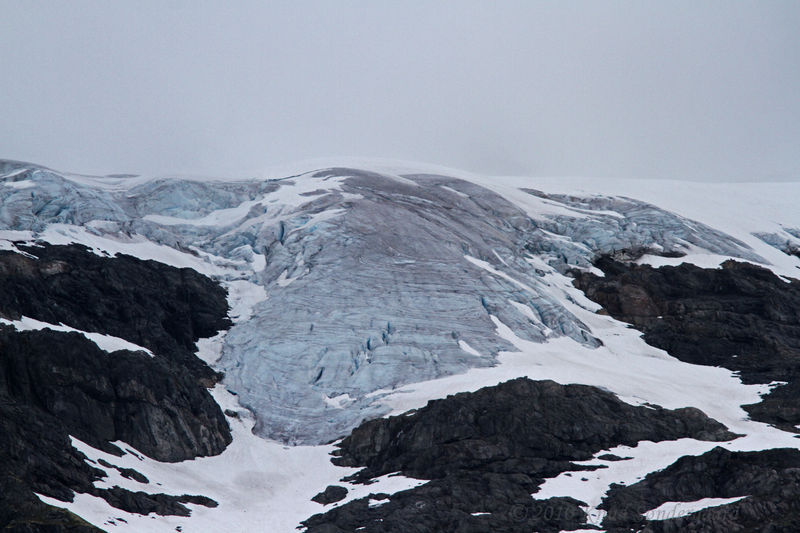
(311, 486, 349, 505)
(303, 378, 736, 533)
(0, 327, 231, 462)
(600, 447, 800, 532)
(573, 257, 800, 431)
(0, 244, 232, 531)
(0, 243, 231, 382)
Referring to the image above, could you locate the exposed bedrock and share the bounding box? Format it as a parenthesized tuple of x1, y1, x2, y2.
(0, 243, 231, 382)
(0, 327, 230, 462)
(0, 244, 232, 531)
(573, 257, 800, 431)
(600, 447, 800, 532)
(302, 378, 735, 533)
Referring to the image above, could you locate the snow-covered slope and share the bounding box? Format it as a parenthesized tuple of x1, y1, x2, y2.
(2, 159, 800, 532)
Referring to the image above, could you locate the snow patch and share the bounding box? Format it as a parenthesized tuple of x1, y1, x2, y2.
(36, 386, 424, 533)
(458, 340, 482, 357)
(0, 316, 154, 356)
(644, 496, 748, 520)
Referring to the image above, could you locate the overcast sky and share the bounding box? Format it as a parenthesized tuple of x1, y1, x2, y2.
(1, 1, 799, 181)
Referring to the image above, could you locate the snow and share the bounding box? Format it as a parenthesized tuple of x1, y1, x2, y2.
(262, 172, 352, 209)
(325, 472, 426, 511)
(143, 198, 264, 227)
(465, 254, 540, 294)
(0, 167, 29, 179)
(323, 393, 354, 409)
(224, 280, 269, 322)
(534, 439, 729, 526)
(368, 498, 388, 508)
(636, 250, 735, 269)
(194, 332, 226, 366)
(35, 224, 230, 277)
(0, 316, 154, 356)
(438, 184, 469, 198)
(2, 179, 36, 189)
(35, 386, 425, 533)
(458, 340, 482, 357)
(27, 249, 421, 532)
(275, 269, 297, 287)
(644, 496, 748, 520)
(0, 233, 36, 256)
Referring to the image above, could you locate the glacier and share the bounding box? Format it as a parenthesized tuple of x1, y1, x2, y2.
(0, 161, 777, 444)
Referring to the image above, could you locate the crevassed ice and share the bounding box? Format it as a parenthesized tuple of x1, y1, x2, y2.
(0, 163, 761, 444)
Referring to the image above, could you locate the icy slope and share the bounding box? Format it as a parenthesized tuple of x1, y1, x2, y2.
(2, 160, 800, 532)
(0, 162, 779, 445)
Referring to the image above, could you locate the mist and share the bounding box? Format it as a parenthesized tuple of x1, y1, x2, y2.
(1, 1, 799, 181)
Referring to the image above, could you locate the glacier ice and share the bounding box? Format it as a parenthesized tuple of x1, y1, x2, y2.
(0, 162, 766, 444)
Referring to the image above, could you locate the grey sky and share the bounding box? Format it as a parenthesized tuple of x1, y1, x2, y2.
(1, 1, 799, 180)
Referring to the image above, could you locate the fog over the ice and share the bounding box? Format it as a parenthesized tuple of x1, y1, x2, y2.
(1, 1, 799, 181)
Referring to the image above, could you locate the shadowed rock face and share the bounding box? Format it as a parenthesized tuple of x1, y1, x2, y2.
(568, 256, 800, 531)
(0, 244, 232, 531)
(302, 378, 736, 533)
(573, 257, 800, 431)
(0, 243, 231, 382)
(600, 447, 800, 533)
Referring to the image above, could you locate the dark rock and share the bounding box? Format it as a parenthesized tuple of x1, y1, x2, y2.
(332, 378, 736, 481)
(600, 447, 800, 532)
(97, 459, 149, 484)
(0, 243, 232, 382)
(0, 244, 232, 531)
(0, 326, 230, 463)
(303, 377, 735, 532)
(89, 487, 217, 517)
(598, 454, 631, 462)
(573, 257, 800, 431)
(0, 405, 106, 533)
(312, 485, 349, 505)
